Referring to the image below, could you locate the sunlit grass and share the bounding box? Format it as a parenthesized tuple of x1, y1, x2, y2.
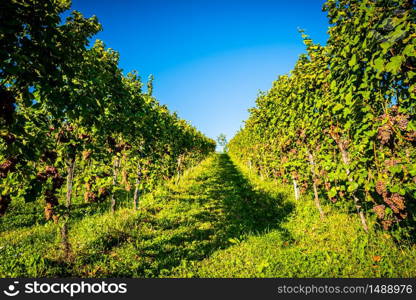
(171, 155, 416, 278)
(1, 153, 415, 277)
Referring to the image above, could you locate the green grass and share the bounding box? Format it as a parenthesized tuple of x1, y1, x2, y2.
(0, 153, 415, 277)
(172, 155, 416, 278)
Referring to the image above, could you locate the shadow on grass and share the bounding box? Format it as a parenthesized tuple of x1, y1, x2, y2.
(76, 153, 294, 277)
(1, 154, 294, 277)
(206, 153, 293, 236)
(0, 193, 133, 234)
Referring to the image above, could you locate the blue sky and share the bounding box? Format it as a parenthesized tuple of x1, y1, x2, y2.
(68, 0, 329, 142)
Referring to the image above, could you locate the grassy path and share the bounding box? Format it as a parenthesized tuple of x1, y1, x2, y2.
(70, 153, 291, 277)
(1, 153, 416, 277)
(174, 154, 416, 278)
(0, 153, 289, 277)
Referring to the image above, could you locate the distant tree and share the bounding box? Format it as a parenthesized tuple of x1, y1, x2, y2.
(147, 74, 154, 96)
(216, 134, 227, 152)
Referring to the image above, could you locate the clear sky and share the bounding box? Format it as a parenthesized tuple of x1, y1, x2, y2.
(67, 0, 329, 142)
